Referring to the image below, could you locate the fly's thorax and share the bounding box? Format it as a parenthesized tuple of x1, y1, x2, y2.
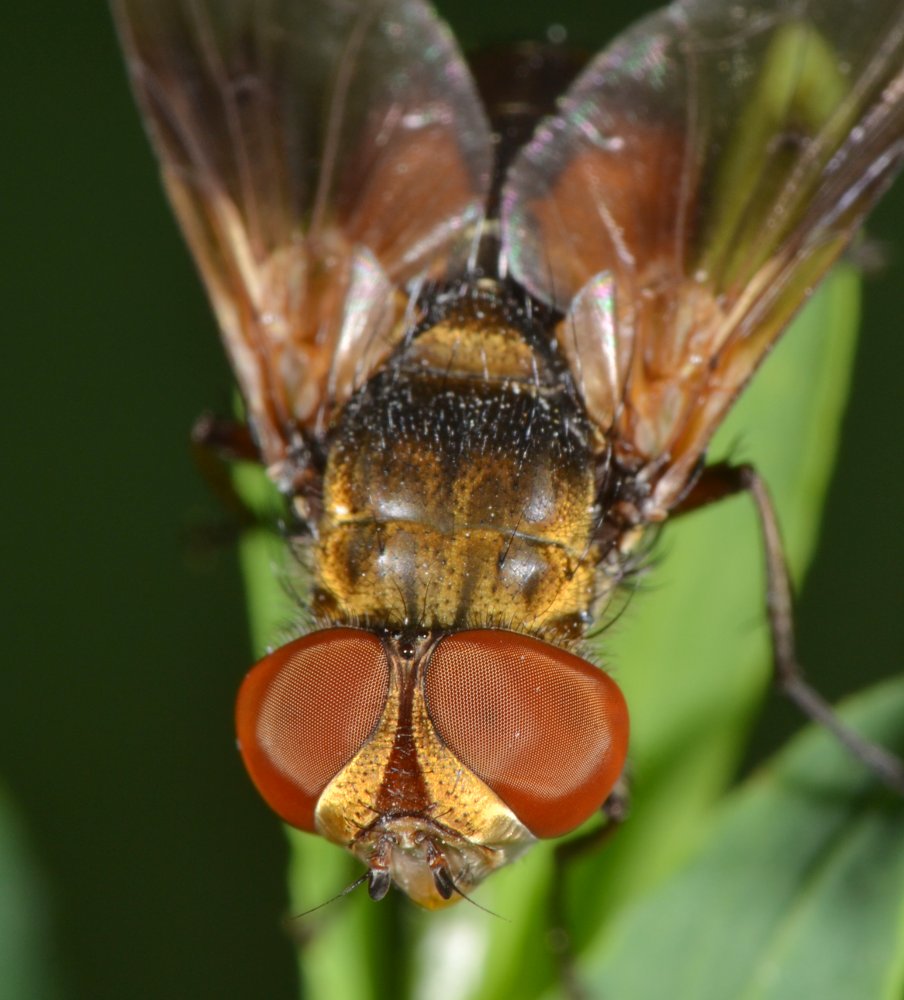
(313, 295, 599, 640)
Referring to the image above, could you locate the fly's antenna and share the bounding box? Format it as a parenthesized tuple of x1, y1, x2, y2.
(446, 877, 509, 921)
(289, 871, 371, 919)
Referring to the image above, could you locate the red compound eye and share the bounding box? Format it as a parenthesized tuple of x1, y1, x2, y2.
(424, 630, 628, 838)
(235, 629, 389, 831)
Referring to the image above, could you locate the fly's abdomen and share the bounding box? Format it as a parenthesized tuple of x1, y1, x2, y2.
(314, 303, 598, 641)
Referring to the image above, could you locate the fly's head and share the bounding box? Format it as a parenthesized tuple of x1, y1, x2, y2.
(236, 627, 628, 907)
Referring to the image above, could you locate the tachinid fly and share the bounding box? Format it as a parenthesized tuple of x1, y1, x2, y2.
(111, 0, 904, 908)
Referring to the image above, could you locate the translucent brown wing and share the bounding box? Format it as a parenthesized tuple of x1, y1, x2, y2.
(112, 0, 492, 481)
(502, 0, 904, 517)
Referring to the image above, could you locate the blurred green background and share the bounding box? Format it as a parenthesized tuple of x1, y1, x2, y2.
(2, 2, 901, 999)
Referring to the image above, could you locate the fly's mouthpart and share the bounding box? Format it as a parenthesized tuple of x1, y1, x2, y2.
(364, 828, 459, 904)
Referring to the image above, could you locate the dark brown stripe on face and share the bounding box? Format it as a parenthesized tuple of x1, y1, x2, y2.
(373, 658, 432, 820)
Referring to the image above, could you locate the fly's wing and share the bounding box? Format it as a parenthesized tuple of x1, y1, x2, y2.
(112, 0, 491, 481)
(502, 0, 903, 517)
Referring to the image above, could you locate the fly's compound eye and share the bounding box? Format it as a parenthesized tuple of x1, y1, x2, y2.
(235, 629, 389, 832)
(424, 630, 628, 838)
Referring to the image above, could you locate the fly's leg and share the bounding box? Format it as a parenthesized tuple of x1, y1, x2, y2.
(548, 782, 630, 1000)
(189, 412, 271, 544)
(675, 461, 904, 794)
(192, 411, 261, 463)
(192, 411, 323, 535)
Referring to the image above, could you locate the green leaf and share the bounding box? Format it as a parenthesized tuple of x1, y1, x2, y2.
(581, 678, 904, 1000)
(0, 785, 61, 1000)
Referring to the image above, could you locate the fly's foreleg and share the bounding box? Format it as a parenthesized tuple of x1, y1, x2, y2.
(675, 461, 904, 794)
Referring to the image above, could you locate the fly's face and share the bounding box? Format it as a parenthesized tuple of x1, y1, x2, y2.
(112, 0, 904, 905)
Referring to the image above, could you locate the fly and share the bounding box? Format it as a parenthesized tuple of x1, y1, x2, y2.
(111, 0, 904, 909)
